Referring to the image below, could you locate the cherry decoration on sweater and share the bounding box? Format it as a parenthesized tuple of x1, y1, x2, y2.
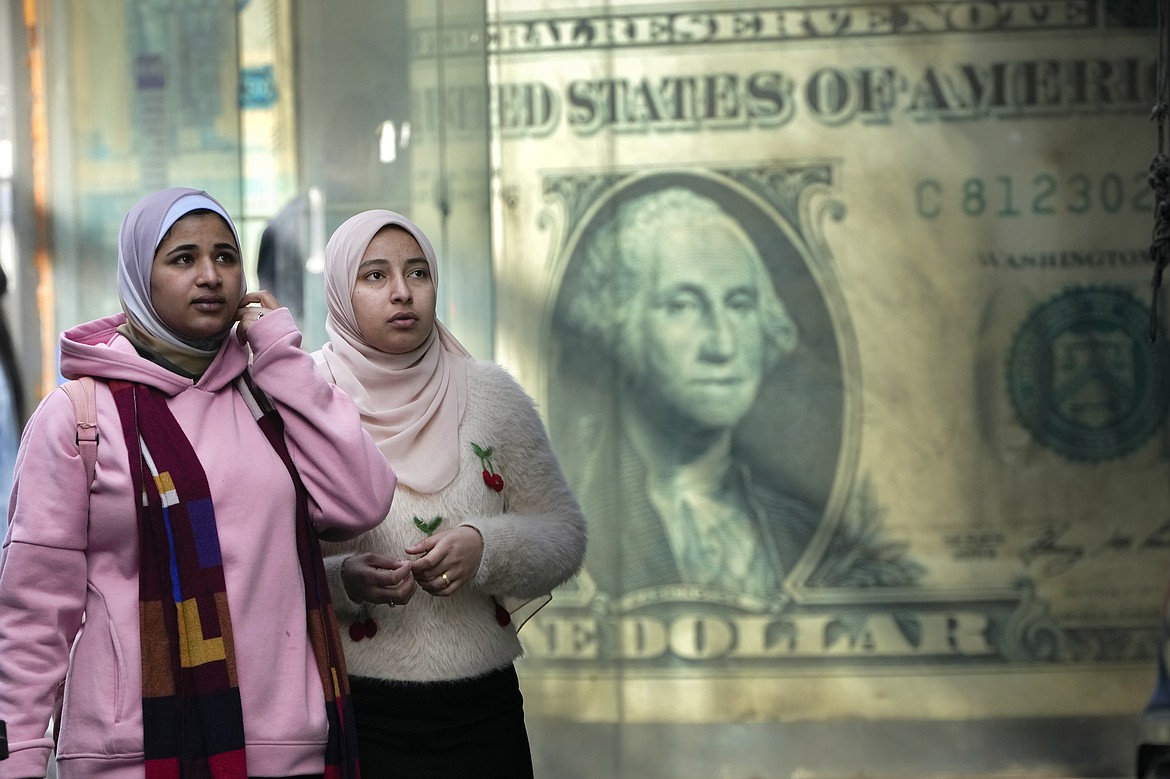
(472, 442, 504, 492)
(494, 599, 511, 627)
(349, 611, 378, 641)
(346, 574, 380, 638)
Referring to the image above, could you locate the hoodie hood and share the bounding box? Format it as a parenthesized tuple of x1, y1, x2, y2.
(59, 313, 249, 395)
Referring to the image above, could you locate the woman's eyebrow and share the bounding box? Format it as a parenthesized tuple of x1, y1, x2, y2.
(162, 241, 238, 255)
(357, 258, 391, 271)
(163, 243, 199, 254)
(356, 256, 429, 271)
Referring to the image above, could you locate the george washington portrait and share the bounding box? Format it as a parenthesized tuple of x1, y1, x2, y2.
(547, 172, 846, 605)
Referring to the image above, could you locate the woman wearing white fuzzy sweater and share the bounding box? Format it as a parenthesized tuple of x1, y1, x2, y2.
(313, 210, 586, 778)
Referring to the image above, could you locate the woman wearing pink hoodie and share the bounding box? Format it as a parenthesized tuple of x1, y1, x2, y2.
(0, 188, 396, 778)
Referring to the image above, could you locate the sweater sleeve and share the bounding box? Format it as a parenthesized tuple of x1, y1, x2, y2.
(0, 390, 90, 778)
(245, 309, 396, 539)
(320, 553, 364, 623)
(462, 365, 586, 600)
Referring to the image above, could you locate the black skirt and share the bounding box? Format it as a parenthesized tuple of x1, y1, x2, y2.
(349, 665, 535, 779)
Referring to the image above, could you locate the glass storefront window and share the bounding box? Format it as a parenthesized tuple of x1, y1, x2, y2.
(35, 0, 491, 376)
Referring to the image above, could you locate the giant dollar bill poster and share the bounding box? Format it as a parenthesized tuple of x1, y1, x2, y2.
(486, 1, 1166, 777)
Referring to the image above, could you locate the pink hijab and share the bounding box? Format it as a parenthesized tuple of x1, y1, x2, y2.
(315, 210, 471, 494)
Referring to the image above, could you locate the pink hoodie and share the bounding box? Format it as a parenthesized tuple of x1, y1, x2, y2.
(0, 309, 395, 778)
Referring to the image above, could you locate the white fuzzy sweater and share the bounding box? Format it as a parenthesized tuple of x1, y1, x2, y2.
(322, 358, 586, 682)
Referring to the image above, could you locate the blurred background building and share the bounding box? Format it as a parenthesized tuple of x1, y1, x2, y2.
(1, 1, 1167, 778)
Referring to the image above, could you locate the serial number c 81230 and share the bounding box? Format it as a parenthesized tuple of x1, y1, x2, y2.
(915, 171, 1154, 219)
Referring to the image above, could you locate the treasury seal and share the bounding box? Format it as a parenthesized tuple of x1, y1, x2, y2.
(1007, 287, 1170, 462)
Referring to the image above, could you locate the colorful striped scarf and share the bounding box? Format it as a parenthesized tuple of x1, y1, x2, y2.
(111, 377, 360, 778)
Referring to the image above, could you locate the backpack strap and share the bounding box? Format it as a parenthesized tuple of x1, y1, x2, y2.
(50, 376, 98, 748)
(61, 376, 98, 487)
(51, 377, 98, 746)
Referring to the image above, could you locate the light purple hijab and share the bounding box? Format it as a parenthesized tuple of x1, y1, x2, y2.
(315, 210, 470, 494)
(116, 187, 243, 357)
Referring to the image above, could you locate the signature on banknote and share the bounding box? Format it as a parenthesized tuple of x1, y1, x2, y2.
(1021, 519, 1170, 576)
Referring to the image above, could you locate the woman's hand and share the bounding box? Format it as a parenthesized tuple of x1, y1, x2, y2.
(340, 552, 417, 606)
(406, 526, 484, 597)
(235, 289, 282, 344)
